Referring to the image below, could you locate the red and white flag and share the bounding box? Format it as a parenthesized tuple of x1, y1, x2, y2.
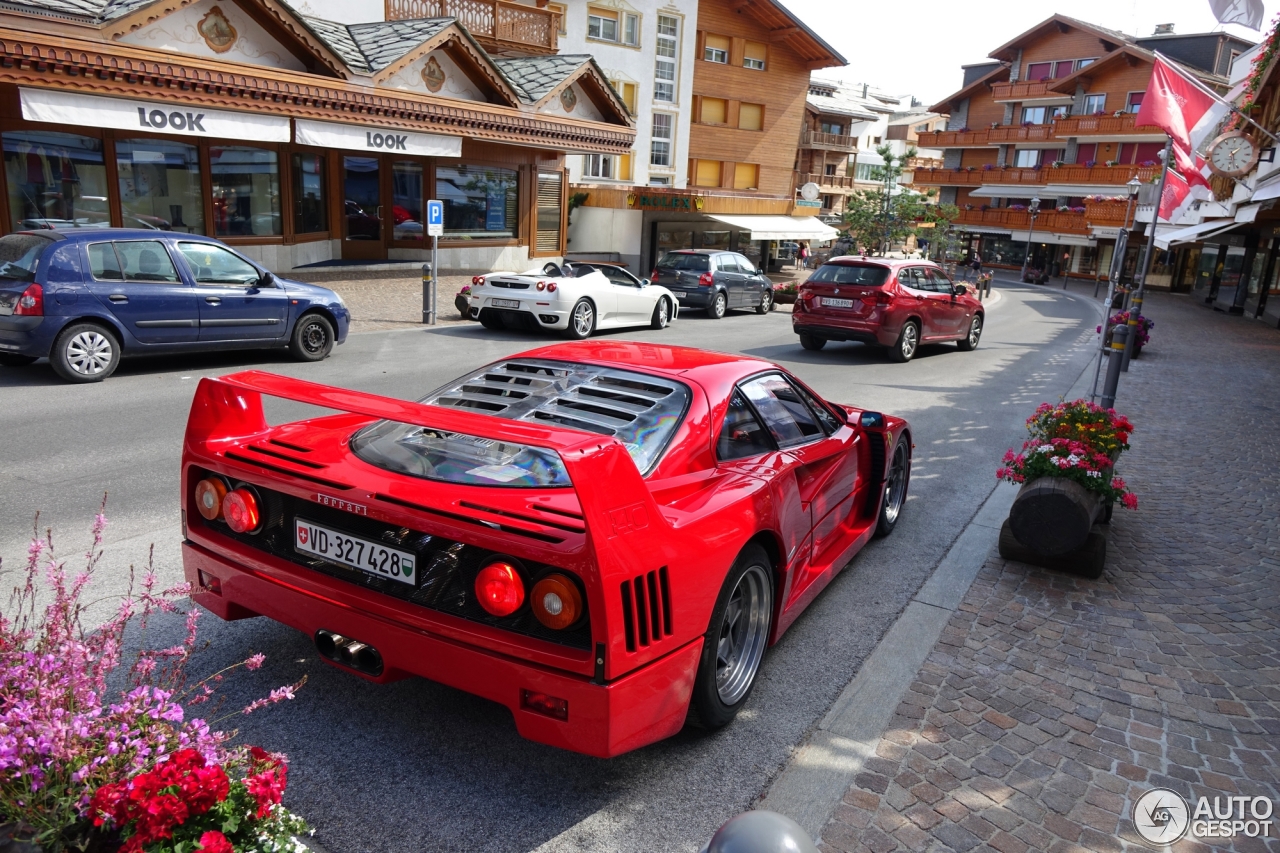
(1169, 142, 1214, 190)
(1136, 55, 1234, 154)
(1158, 168, 1214, 222)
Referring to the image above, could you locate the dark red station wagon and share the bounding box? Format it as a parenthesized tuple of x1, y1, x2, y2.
(792, 258, 984, 362)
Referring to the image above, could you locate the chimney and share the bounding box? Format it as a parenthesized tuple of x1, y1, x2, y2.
(862, 83, 869, 98)
(1153, 23, 1174, 35)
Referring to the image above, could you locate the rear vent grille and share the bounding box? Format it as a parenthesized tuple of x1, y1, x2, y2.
(245, 444, 327, 469)
(620, 567, 671, 652)
(223, 450, 352, 490)
(865, 433, 886, 515)
(490, 279, 531, 289)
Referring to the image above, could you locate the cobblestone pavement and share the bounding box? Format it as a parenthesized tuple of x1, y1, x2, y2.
(326, 275, 474, 332)
(819, 293, 1280, 853)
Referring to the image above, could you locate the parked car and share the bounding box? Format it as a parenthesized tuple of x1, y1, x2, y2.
(180, 341, 911, 756)
(651, 250, 773, 318)
(0, 229, 349, 382)
(792, 257, 984, 362)
(469, 261, 677, 338)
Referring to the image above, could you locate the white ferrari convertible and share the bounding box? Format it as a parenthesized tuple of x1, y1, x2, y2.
(467, 262, 679, 339)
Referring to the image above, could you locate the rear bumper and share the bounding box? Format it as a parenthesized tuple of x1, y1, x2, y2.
(671, 290, 715, 309)
(0, 316, 55, 356)
(182, 540, 700, 757)
(792, 319, 894, 347)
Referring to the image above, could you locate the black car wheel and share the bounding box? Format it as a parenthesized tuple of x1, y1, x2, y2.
(799, 333, 826, 351)
(957, 315, 983, 351)
(706, 291, 727, 320)
(50, 323, 120, 383)
(0, 353, 37, 367)
(289, 313, 334, 362)
(755, 289, 773, 314)
(566, 299, 596, 339)
(887, 321, 919, 363)
(650, 297, 671, 330)
(876, 435, 911, 537)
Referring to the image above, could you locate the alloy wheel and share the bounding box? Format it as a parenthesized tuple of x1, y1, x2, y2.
(573, 301, 594, 336)
(968, 317, 982, 347)
(715, 563, 772, 705)
(65, 331, 114, 376)
(659, 299, 669, 326)
(883, 440, 909, 525)
(901, 324, 918, 359)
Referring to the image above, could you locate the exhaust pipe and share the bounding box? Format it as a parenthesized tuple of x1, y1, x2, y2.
(314, 630, 383, 677)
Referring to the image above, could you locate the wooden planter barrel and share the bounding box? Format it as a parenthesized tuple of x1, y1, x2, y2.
(1007, 476, 1103, 556)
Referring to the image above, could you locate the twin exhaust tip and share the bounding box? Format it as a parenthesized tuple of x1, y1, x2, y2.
(315, 629, 384, 677)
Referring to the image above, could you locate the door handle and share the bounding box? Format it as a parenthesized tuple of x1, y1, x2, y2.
(914, 294, 925, 300)
(205, 296, 221, 305)
(108, 294, 128, 302)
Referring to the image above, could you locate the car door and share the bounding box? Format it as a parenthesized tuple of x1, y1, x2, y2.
(176, 242, 290, 341)
(925, 268, 969, 338)
(717, 254, 747, 308)
(83, 240, 200, 345)
(895, 266, 936, 336)
(598, 265, 653, 323)
(735, 253, 767, 307)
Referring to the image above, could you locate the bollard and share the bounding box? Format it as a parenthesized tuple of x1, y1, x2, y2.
(421, 263, 436, 325)
(1120, 290, 1143, 372)
(1099, 324, 1128, 409)
(699, 811, 818, 853)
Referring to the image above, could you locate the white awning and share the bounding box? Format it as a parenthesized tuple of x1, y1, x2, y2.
(1252, 181, 1280, 203)
(20, 87, 290, 142)
(856, 150, 886, 166)
(1008, 232, 1094, 246)
(967, 186, 1040, 198)
(1154, 219, 1237, 249)
(707, 214, 838, 241)
(1041, 184, 1133, 197)
(295, 119, 461, 157)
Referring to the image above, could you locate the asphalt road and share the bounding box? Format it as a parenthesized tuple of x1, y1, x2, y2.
(0, 280, 1103, 853)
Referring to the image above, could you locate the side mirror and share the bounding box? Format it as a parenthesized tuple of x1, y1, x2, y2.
(952, 283, 966, 297)
(258, 271, 275, 288)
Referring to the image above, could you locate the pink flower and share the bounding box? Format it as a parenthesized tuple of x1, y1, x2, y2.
(1121, 493, 1138, 510)
(198, 830, 234, 853)
(245, 653, 266, 671)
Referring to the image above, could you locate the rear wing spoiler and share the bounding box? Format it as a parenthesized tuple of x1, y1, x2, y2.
(185, 371, 670, 570)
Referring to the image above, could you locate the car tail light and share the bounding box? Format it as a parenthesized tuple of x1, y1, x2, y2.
(546, 282, 557, 293)
(197, 569, 222, 595)
(194, 476, 229, 521)
(536, 280, 546, 291)
(697, 272, 714, 287)
(521, 689, 568, 721)
(531, 573, 583, 630)
(223, 488, 261, 534)
(475, 561, 524, 617)
(13, 284, 43, 316)
(650, 270, 659, 282)
(874, 291, 894, 305)
(472, 276, 482, 285)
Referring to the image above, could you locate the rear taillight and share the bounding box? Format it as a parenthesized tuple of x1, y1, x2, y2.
(874, 291, 894, 305)
(13, 284, 43, 316)
(476, 561, 525, 617)
(531, 573, 583, 630)
(194, 476, 229, 521)
(650, 270, 659, 282)
(472, 276, 483, 285)
(697, 272, 714, 287)
(521, 689, 568, 721)
(546, 282, 557, 293)
(536, 280, 546, 291)
(223, 488, 261, 534)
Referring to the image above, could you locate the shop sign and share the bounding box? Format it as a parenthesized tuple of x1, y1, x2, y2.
(794, 199, 821, 208)
(626, 192, 705, 211)
(19, 87, 290, 142)
(295, 119, 461, 157)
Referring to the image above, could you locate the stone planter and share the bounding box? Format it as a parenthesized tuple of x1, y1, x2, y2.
(773, 290, 797, 305)
(455, 292, 472, 319)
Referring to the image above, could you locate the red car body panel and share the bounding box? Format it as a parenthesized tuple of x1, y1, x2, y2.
(792, 257, 983, 347)
(180, 342, 909, 756)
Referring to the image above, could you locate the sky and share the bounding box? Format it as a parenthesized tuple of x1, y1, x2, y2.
(782, 0, 1270, 106)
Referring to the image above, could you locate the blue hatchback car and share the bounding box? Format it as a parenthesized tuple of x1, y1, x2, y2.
(0, 229, 349, 382)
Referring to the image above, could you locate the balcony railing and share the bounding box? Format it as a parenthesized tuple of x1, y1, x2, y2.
(990, 80, 1055, 101)
(914, 164, 1160, 187)
(1083, 200, 1134, 227)
(987, 124, 1059, 143)
(915, 129, 992, 147)
(385, 0, 558, 52)
(801, 130, 858, 150)
(1052, 113, 1161, 137)
(918, 114, 1163, 149)
(954, 207, 1089, 235)
(796, 171, 855, 189)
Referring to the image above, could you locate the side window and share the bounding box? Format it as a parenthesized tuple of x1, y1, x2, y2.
(740, 374, 825, 446)
(177, 242, 261, 286)
(604, 267, 638, 287)
(786, 378, 840, 435)
(735, 253, 756, 274)
(87, 243, 123, 281)
(717, 390, 774, 460)
(926, 268, 954, 293)
(897, 268, 917, 290)
(717, 254, 739, 273)
(115, 241, 180, 283)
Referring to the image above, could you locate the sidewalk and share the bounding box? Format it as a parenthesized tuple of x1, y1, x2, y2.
(810, 292, 1280, 853)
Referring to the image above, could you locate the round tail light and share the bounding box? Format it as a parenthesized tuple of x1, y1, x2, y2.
(475, 562, 524, 617)
(472, 276, 482, 285)
(194, 477, 228, 521)
(546, 282, 557, 293)
(536, 280, 546, 291)
(223, 487, 262, 534)
(531, 574, 583, 630)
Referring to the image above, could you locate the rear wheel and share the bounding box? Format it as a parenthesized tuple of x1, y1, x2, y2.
(289, 313, 334, 362)
(50, 323, 120, 383)
(706, 291, 727, 320)
(755, 288, 773, 314)
(650, 297, 671, 330)
(957, 315, 983, 351)
(887, 321, 919, 363)
(0, 353, 37, 367)
(798, 333, 826, 351)
(876, 435, 911, 536)
(566, 299, 596, 339)
(688, 544, 773, 730)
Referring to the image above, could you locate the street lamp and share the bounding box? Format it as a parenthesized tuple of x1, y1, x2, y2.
(1020, 196, 1041, 282)
(1096, 178, 1143, 297)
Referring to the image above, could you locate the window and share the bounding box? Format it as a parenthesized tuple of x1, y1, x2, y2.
(1076, 58, 1096, 70)
(1013, 149, 1040, 168)
(717, 390, 773, 460)
(649, 175, 671, 186)
(1026, 62, 1052, 81)
(716, 253, 738, 271)
(624, 12, 639, 46)
(873, 136, 881, 144)
(115, 139, 204, 234)
(1127, 92, 1145, 113)
(583, 153, 626, 180)
(3, 131, 109, 230)
(1053, 60, 1074, 78)
(114, 241, 180, 282)
(210, 146, 280, 237)
(547, 2, 566, 34)
(739, 374, 825, 447)
(536, 171, 562, 254)
(824, 164, 837, 175)
(1021, 106, 1047, 124)
(617, 154, 633, 180)
(695, 159, 721, 187)
(655, 15, 679, 103)
(743, 41, 766, 70)
(435, 165, 518, 238)
(855, 162, 879, 181)
(1082, 93, 1106, 114)
(392, 160, 423, 241)
(704, 33, 729, 63)
(87, 243, 122, 280)
(733, 163, 758, 190)
(291, 153, 326, 234)
(739, 103, 763, 131)
(914, 123, 931, 133)
(610, 79, 638, 114)
(820, 121, 844, 135)
(587, 8, 618, 41)
(177, 242, 260, 285)
(897, 267, 928, 291)
(651, 113, 673, 167)
(700, 97, 727, 124)
(821, 194, 834, 209)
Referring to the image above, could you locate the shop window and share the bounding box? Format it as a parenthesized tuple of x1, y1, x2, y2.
(695, 160, 722, 187)
(587, 8, 618, 41)
(700, 98, 727, 124)
(739, 103, 763, 131)
(743, 41, 766, 71)
(536, 171, 563, 254)
(436, 165, 518, 238)
(2, 131, 109, 230)
(704, 34, 729, 63)
(392, 161, 424, 241)
(115, 139, 204, 234)
(291, 153, 327, 234)
(210, 146, 280, 237)
(651, 113, 674, 167)
(733, 163, 758, 190)
(1082, 93, 1105, 114)
(700, 230, 730, 250)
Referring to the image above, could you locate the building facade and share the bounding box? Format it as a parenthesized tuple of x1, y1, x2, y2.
(0, 0, 634, 272)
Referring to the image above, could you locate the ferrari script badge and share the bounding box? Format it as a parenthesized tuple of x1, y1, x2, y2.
(314, 494, 367, 516)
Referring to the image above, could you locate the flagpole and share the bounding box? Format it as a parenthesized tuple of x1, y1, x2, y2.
(1121, 137, 1172, 373)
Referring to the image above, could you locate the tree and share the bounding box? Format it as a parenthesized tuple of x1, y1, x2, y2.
(841, 144, 958, 256)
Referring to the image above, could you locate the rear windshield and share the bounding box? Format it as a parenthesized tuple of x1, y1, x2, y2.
(0, 234, 53, 282)
(808, 263, 890, 286)
(657, 253, 710, 272)
(351, 359, 691, 487)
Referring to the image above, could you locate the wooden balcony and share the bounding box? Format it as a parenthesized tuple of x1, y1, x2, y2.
(385, 0, 558, 53)
(801, 129, 859, 151)
(1052, 112, 1162, 138)
(986, 124, 1059, 143)
(913, 164, 1160, 187)
(915, 129, 992, 148)
(990, 80, 1055, 101)
(954, 207, 1089, 235)
(1083, 200, 1134, 227)
(795, 171, 855, 190)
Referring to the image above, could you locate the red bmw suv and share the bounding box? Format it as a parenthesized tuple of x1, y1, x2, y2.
(792, 257, 984, 362)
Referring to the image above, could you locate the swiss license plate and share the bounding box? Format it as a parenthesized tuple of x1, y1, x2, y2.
(491, 298, 521, 309)
(821, 297, 855, 308)
(294, 518, 416, 585)
(669, 290, 687, 296)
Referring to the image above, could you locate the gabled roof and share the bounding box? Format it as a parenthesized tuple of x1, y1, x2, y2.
(804, 91, 878, 121)
(928, 63, 1010, 115)
(494, 54, 633, 124)
(345, 17, 452, 72)
(1046, 44, 1227, 95)
(987, 14, 1131, 62)
(732, 0, 844, 68)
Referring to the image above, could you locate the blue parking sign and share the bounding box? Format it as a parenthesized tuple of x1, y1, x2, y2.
(426, 199, 443, 237)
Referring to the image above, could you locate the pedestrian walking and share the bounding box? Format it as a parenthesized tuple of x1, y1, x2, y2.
(798, 242, 810, 270)
(969, 253, 982, 282)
